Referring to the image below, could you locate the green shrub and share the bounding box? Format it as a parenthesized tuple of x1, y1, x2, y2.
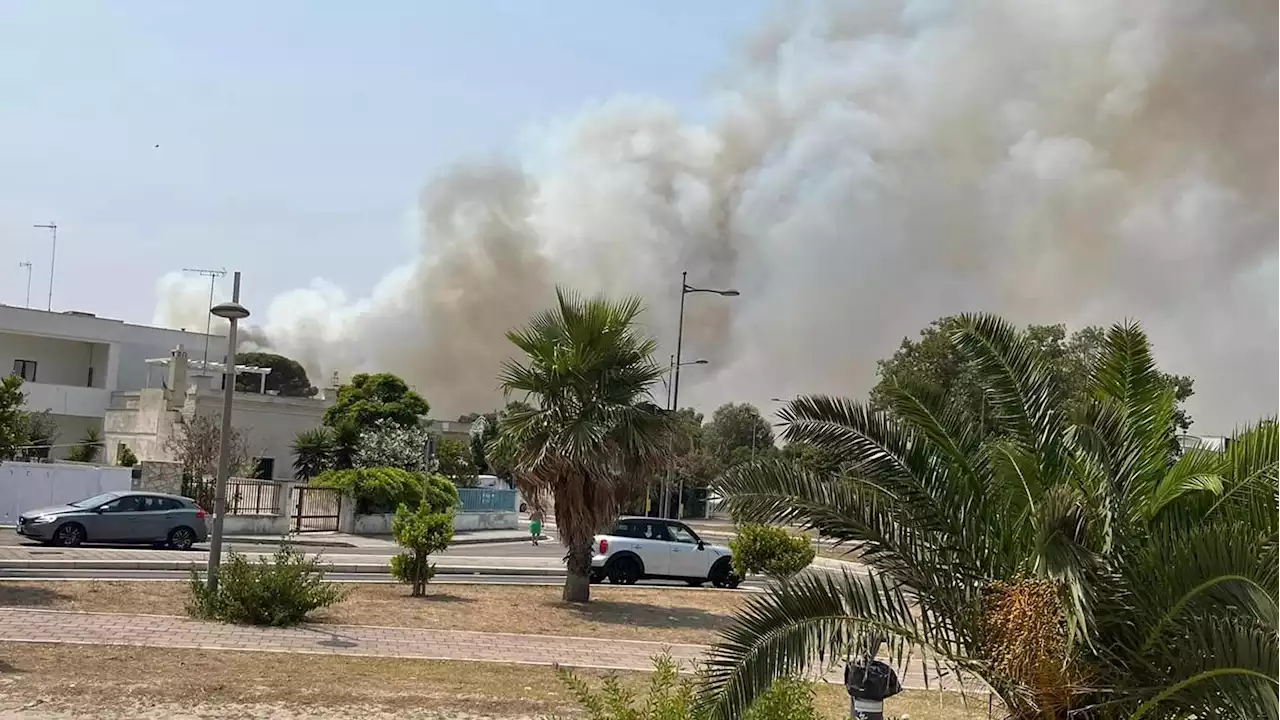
(729, 524, 815, 580)
(552, 653, 821, 720)
(117, 445, 138, 467)
(310, 466, 427, 514)
(187, 545, 345, 626)
(390, 500, 454, 596)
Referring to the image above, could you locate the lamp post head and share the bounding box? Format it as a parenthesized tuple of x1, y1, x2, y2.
(210, 301, 250, 321)
(718, 289, 740, 297)
(692, 359, 709, 365)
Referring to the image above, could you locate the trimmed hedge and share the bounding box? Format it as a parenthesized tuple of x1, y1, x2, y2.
(310, 467, 456, 515)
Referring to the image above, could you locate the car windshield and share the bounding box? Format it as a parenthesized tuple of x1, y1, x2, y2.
(68, 493, 119, 508)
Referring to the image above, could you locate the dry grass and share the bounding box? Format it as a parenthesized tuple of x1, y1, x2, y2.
(0, 643, 996, 719)
(0, 581, 742, 644)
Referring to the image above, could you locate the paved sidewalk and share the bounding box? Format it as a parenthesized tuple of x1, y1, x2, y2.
(0, 607, 971, 690)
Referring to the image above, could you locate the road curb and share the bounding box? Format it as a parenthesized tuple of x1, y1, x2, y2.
(0, 559, 565, 577)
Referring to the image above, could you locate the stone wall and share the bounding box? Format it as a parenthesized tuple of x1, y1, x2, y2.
(133, 460, 183, 495)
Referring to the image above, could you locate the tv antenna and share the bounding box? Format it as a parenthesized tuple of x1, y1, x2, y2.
(17, 262, 33, 308)
(183, 267, 228, 375)
(32, 222, 56, 310)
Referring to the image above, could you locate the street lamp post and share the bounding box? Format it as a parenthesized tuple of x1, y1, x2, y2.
(664, 270, 738, 518)
(660, 356, 708, 519)
(205, 271, 250, 594)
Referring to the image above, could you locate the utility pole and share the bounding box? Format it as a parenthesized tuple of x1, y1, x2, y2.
(17, 262, 33, 308)
(183, 267, 227, 376)
(32, 223, 56, 311)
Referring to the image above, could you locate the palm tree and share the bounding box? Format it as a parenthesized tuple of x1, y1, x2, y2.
(492, 287, 672, 603)
(291, 427, 335, 481)
(700, 315, 1277, 719)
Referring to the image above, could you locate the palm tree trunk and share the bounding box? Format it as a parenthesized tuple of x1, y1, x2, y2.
(563, 538, 592, 603)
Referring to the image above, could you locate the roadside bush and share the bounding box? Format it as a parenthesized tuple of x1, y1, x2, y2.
(390, 473, 458, 596)
(551, 653, 821, 720)
(729, 524, 815, 580)
(310, 466, 426, 514)
(187, 545, 345, 626)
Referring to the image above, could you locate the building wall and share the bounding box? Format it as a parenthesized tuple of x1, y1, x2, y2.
(1, 305, 220, 448)
(191, 392, 331, 480)
(0, 332, 101, 387)
(104, 387, 332, 481)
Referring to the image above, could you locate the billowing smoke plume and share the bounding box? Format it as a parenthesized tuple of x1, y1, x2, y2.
(153, 0, 1278, 430)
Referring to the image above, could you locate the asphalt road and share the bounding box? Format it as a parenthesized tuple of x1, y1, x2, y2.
(0, 567, 766, 591)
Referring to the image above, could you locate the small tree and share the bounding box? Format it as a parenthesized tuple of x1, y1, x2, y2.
(66, 427, 103, 463)
(20, 410, 58, 460)
(729, 524, 815, 580)
(389, 474, 458, 596)
(0, 376, 26, 460)
(435, 437, 478, 486)
(165, 414, 251, 507)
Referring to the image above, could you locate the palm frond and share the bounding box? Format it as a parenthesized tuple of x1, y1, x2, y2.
(697, 569, 981, 720)
(950, 313, 1067, 468)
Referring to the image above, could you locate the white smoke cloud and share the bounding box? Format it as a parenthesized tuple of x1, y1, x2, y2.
(153, 0, 1278, 430)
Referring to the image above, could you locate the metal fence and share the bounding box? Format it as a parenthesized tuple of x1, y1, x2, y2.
(457, 488, 516, 513)
(225, 479, 281, 515)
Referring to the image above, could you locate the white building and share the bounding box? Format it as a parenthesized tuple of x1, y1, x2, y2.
(0, 304, 222, 458)
(102, 347, 334, 481)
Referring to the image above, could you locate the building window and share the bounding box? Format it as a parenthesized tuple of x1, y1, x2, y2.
(252, 457, 275, 480)
(12, 360, 37, 382)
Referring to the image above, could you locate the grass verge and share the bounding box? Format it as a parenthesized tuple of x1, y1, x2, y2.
(0, 642, 996, 719)
(0, 581, 741, 644)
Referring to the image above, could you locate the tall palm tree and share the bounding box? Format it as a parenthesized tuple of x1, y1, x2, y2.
(700, 315, 1277, 719)
(492, 287, 671, 603)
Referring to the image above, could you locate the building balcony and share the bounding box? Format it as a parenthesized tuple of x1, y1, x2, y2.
(22, 382, 111, 418)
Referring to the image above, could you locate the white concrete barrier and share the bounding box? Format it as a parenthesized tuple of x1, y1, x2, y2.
(0, 461, 132, 525)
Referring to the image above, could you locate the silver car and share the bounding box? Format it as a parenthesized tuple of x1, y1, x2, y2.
(16, 491, 209, 550)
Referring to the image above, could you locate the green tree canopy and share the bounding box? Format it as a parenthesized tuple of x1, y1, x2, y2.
(323, 372, 429, 429)
(234, 352, 318, 397)
(704, 403, 776, 467)
(871, 316, 1195, 439)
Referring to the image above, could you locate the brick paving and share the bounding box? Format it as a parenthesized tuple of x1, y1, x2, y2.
(0, 607, 977, 691)
(0, 607, 704, 672)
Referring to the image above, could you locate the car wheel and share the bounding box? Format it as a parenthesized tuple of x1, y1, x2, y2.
(54, 523, 85, 548)
(710, 560, 740, 589)
(607, 556, 641, 585)
(168, 526, 196, 551)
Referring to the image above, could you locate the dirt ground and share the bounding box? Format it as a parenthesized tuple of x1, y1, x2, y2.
(0, 581, 742, 644)
(0, 643, 996, 719)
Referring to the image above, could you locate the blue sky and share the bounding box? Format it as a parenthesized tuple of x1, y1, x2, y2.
(0, 1, 772, 321)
